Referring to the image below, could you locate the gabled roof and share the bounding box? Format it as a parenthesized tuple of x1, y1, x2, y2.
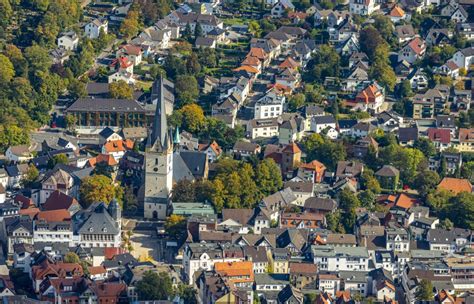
(428, 128, 451, 144)
(406, 37, 426, 55)
(438, 177, 472, 194)
(389, 5, 405, 17)
(103, 139, 134, 153)
(43, 191, 79, 212)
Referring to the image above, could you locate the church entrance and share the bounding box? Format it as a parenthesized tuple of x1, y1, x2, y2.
(152, 210, 158, 219)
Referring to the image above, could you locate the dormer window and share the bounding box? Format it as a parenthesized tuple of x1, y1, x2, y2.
(103, 228, 107, 233)
(89, 227, 93, 232)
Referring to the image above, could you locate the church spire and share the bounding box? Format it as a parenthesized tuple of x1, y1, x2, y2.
(149, 75, 170, 152)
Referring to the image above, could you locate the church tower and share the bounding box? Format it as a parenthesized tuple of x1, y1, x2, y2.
(143, 76, 173, 220)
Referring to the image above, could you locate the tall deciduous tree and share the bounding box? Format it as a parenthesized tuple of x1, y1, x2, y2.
(415, 279, 434, 301)
(136, 271, 174, 301)
(0, 54, 15, 83)
(109, 80, 133, 99)
(256, 158, 283, 197)
(175, 75, 199, 106)
(79, 175, 123, 208)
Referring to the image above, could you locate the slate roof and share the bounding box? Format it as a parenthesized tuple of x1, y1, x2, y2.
(75, 203, 119, 235)
(304, 197, 337, 212)
(375, 165, 400, 177)
(67, 98, 146, 113)
(398, 127, 418, 142)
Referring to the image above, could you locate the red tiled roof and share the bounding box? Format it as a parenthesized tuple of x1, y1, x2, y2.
(120, 44, 142, 56)
(88, 154, 118, 167)
(407, 37, 426, 55)
(43, 191, 79, 211)
(428, 128, 451, 144)
(282, 142, 301, 154)
(299, 160, 326, 173)
(14, 194, 34, 209)
(36, 209, 71, 222)
(394, 193, 418, 210)
(103, 139, 134, 153)
(389, 5, 405, 17)
(438, 177, 472, 194)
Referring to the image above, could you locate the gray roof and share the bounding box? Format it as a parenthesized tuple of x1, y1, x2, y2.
(255, 273, 289, 285)
(304, 197, 337, 211)
(175, 151, 207, 179)
(398, 127, 418, 142)
(67, 98, 146, 113)
(375, 165, 400, 177)
(427, 228, 472, 244)
(311, 245, 369, 258)
(76, 203, 120, 235)
(312, 115, 336, 125)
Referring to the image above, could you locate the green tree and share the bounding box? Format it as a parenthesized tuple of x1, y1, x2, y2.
(194, 22, 203, 39)
(79, 175, 123, 208)
(438, 218, 454, 230)
(239, 163, 261, 208)
(427, 190, 453, 214)
(68, 79, 87, 99)
(359, 26, 385, 61)
(0, 54, 15, 83)
(120, 10, 140, 39)
(305, 45, 340, 82)
(338, 189, 361, 233)
(24, 45, 52, 74)
(397, 80, 413, 98)
(288, 93, 306, 112)
(22, 164, 39, 188)
(326, 210, 345, 233)
(175, 75, 199, 106)
(358, 190, 376, 210)
(248, 20, 262, 37)
(136, 271, 174, 301)
(415, 170, 440, 197)
(183, 23, 192, 42)
(109, 80, 133, 99)
(172, 179, 196, 202)
(414, 137, 436, 157)
(415, 279, 434, 301)
(369, 43, 396, 91)
(255, 158, 283, 196)
(65, 114, 77, 131)
(165, 214, 187, 240)
(179, 103, 206, 133)
(448, 192, 474, 229)
(48, 154, 69, 168)
(0, 125, 30, 153)
(64, 252, 81, 263)
(186, 53, 201, 75)
(302, 133, 346, 171)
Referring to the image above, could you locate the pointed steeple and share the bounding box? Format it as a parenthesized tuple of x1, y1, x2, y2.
(149, 75, 170, 152)
(173, 126, 181, 144)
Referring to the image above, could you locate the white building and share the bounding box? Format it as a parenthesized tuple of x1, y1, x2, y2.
(183, 243, 244, 284)
(57, 31, 79, 51)
(310, 115, 337, 134)
(311, 245, 370, 272)
(398, 37, 426, 64)
(85, 19, 108, 39)
(247, 118, 279, 139)
(254, 92, 285, 119)
(385, 228, 410, 252)
(349, 0, 379, 15)
(452, 47, 474, 70)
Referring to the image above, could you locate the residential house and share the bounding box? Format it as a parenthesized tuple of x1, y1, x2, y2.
(388, 5, 406, 23)
(456, 128, 474, 152)
(283, 182, 314, 206)
(198, 141, 222, 163)
(349, 0, 379, 15)
(311, 245, 369, 271)
(116, 44, 143, 66)
(297, 160, 326, 184)
(428, 128, 451, 151)
(271, 0, 295, 18)
(85, 19, 108, 39)
(452, 47, 474, 70)
(311, 115, 337, 134)
(289, 262, 318, 289)
(233, 141, 262, 159)
(6, 145, 35, 163)
(247, 118, 279, 139)
(398, 37, 426, 64)
(398, 127, 418, 146)
(375, 166, 400, 190)
(437, 177, 472, 194)
(57, 31, 79, 51)
(353, 82, 385, 114)
(254, 91, 285, 119)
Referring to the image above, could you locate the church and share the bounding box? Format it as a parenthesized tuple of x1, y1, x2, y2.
(143, 77, 174, 220)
